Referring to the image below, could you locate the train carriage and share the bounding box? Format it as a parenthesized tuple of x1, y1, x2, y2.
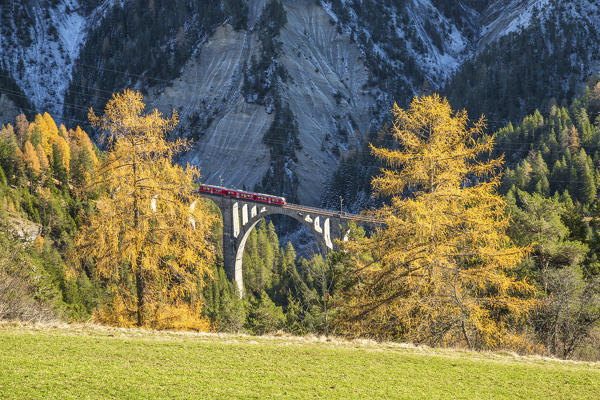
(198, 184, 286, 206)
(238, 192, 254, 200)
(254, 194, 269, 203)
(268, 196, 286, 205)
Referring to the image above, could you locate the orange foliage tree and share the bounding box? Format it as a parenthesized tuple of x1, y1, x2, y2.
(76, 89, 216, 330)
(34, 112, 70, 172)
(22, 141, 41, 176)
(338, 95, 537, 350)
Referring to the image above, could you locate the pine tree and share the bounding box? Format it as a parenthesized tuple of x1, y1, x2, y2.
(0, 124, 22, 184)
(507, 190, 597, 358)
(51, 144, 68, 186)
(0, 164, 6, 189)
(203, 266, 246, 332)
(575, 149, 597, 206)
(529, 151, 549, 193)
(69, 126, 98, 192)
(245, 290, 285, 334)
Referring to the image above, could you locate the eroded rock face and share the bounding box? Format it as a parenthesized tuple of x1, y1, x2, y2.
(278, 0, 375, 205)
(148, 1, 376, 205)
(147, 24, 272, 190)
(8, 217, 41, 243)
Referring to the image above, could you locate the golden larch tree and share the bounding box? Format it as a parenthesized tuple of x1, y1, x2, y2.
(76, 89, 217, 330)
(35, 144, 49, 171)
(338, 95, 536, 351)
(69, 126, 98, 166)
(68, 126, 99, 193)
(22, 141, 41, 175)
(34, 112, 71, 172)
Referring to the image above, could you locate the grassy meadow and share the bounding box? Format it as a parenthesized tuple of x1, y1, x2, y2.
(0, 323, 598, 399)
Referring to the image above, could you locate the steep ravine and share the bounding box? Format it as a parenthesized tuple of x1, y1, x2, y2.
(148, 0, 377, 205)
(0, 0, 97, 118)
(146, 24, 273, 191)
(278, 0, 376, 205)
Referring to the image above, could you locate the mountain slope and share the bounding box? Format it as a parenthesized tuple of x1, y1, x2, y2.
(140, 0, 377, 205)
(445, 0, 600, 130)
(2, 0, 600, 206)
(0, 0, 105, 119)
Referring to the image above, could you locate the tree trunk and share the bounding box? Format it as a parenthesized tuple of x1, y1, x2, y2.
(136, 268, 144, 326)
(132, 138, 144, 326)
(462, 319, 472, 349)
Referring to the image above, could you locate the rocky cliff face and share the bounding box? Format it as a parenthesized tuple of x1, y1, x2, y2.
(146, 24, 272, 193)
(146, 0, 376, 205)
(278, 0, 375, 204)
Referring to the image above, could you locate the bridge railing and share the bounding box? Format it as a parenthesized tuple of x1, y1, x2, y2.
(284, 203, 382, 225)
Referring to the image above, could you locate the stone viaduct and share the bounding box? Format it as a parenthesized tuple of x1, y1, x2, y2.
(197, 190, 378, 296)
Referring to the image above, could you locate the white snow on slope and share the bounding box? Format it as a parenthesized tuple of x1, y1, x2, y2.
(320, 0, 470, 89)
(0, 0, 114, 121)
(406, 0, 468, 84)
(479, 0, 550, 47)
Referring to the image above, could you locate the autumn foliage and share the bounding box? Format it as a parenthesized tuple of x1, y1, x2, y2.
(76, 90, 216, 330)
(0, 112, 98, 191)
(338, 95, 537, 351)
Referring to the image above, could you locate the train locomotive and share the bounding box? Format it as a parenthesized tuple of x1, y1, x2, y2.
(198, 184, 286, 206)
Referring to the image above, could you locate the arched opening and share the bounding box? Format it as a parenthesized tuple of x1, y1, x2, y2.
(195, 193, 356, 298)
(234, 212, 330, 297)
(234, 219, 261, 297)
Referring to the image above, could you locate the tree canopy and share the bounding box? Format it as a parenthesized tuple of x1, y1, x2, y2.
(338, 95, 537, 350)
(76, 90, 216, 329)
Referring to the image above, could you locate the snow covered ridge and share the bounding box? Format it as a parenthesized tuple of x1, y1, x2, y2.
(479, 0, 600, 49)
(1, 0, 597, 122)
(319, 0, 472, 93)
(405, 0, 468, 85)
(479, 0, 551, 46)
(0, 0, 115, 122)
(319, 0, 600, 94)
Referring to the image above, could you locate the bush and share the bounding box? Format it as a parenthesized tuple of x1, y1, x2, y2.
(0, 233, 59, 322)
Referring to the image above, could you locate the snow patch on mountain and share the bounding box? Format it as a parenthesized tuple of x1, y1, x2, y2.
(319, 0, 470, 94)
(479, 0, 550, 47)
(0, 0, 115, 121)
(406, 0, 468, 83)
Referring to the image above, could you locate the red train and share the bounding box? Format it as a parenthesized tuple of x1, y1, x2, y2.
(198, 184, 286, 206)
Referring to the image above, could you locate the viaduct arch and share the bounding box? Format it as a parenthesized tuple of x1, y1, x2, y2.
(198, 190, 378, 296)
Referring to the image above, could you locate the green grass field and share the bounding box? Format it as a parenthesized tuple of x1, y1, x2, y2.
(0, 323, 598, 399)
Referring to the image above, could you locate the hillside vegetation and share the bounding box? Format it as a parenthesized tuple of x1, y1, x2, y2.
(0, 323, 598, 399)
(2, 88, 600, 362)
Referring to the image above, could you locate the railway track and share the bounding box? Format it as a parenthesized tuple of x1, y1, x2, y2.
(284, 203, 382, 224)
